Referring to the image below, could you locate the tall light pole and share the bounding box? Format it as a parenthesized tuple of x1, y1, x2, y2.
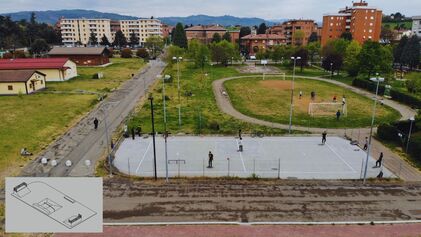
(158, 74, 171, 131)
(173, 56, 183, 127)
(330, 62, 334, 79)
(363, 73, 384, 184)
(148, 95, 157, 181)
(289, 56, 301, 134)
(406, 116, 416, 153)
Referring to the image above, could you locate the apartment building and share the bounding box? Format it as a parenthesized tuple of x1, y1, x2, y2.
(60, 18, 112, 45)
(185, 25, 227, 44)
(412, 16, 421, 37)
(321, 0, 382, 46)
(59, 18, 162, 46)
(241, 34, 287, 56)
(119, 19, 162, 45)
(268, 20, 319, 46)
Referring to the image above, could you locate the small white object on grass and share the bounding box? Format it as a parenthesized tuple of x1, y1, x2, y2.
(65, 160, 72, 167)
(51, 159, 58, 167)
(85, 160, 91, 167)
(41, 157, 48, 165)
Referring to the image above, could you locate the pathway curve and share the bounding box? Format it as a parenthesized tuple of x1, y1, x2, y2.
(213, 75, 421, 181)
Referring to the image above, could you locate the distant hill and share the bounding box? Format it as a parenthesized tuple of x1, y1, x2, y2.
(1, 10, 284, 26)
(1, 9, 138, 24)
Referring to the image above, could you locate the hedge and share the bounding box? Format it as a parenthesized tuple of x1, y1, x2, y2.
(377, 123, 401, 143)
(407, 133, 421, 162)
(352, 78, 421, 109)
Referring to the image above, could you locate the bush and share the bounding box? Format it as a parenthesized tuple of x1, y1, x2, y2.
(390, 89, 421, 109)
(377, 123, 401, 143)
(120, 48, 132, 58)
(2, 52, 13, 59)
(352, 78, 385, 95)
(136, 48, 149, 59)
(208, 121, 220, 131)
(407, 133, 421, 162)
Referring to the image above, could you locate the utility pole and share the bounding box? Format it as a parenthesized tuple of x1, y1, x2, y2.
(289, 56, 301, 134)
(149, 95, 157, 181)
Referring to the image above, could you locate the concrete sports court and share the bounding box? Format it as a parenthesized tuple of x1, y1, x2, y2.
(113, 136, 394, 179)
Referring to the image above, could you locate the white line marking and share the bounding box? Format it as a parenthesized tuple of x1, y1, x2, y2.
(236, 139, 247, 172)
(135, 140, 152, 174)
(325, 143, 356, 172)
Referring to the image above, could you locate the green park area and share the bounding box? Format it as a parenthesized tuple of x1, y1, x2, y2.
(0, 58, 143, 179)
(224, 77, 400, 128)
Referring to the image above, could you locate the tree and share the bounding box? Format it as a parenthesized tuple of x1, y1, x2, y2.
(164, 45, 185, 63)
(89, 31, 98, 46)
(308, 32, 319, 43)
(257, 23, 267, 34)
(401, 35, 420, 70)
(222, 32, 231, 42)
(136, 48, 149, 59)
(212, 33, 222, 43)
(172, 22, 188, 49)
(344, 40, 362, 76)
(145, 35, 164, 58)
(113, 30, 127, 48)
(239, 26, 251, 39)
(30, 39, 49, 56)
(100, 35, 110, 46)
(293, 47, 309, 71)
(120, 48, 132, 58)
(194, 43, 210, 69)
(293, 30, 305, 46)
(394, 35, 408, 66)
(129, 32, 139, 47)
(210, 40, 237, 66)
(359, 41, 393, 78)
(340, 31, 353, 41)
(306, 42, 320, 63)
(380, 25, 396, 43)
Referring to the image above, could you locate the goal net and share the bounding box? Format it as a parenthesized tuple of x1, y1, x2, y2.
(308, 102, 347, 117)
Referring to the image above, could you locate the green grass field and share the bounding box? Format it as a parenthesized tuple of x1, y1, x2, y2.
(128, 63, 294, 135)
(0, 58, 144, 179)
(224, 77, 400, 128)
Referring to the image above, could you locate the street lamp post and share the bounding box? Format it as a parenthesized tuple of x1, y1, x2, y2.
(406, 116, 416, 153)
(330, 62, 334, 79)
(148, 95, 158, 181)
(173, 56, 183, 127)
(289, 57, 301, 134)
(363, 73, 384, 184)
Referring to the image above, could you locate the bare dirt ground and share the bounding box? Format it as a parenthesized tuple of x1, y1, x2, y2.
(235, 64, 282, 74)
(103, 178, 421, 223)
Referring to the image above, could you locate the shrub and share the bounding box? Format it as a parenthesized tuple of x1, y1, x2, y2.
(377, 123, 401, 143)
(120, 48, 132, 58)
(390, 89, 421, 109)
(352, 78, 385, 95)
(407, 133, 421, 162)
(208, 121, 220, 131)
(2, 52, 13, 59)
(136, 48, 149, 59)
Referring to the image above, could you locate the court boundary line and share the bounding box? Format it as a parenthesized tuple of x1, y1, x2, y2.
(236, 139, 247, 172)
(135, 140, 152, 174)
(325, 142, 357, 173)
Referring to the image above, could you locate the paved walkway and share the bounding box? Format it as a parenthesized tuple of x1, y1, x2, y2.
(213, 75, 421, 181)
(20, 60, 166, 177)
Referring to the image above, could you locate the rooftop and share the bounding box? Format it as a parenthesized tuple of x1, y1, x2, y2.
(241, 34, 286, 40)
(0, 58, 71, 70)
(48, 47, 109, 56)
(0, 70, 45, 83)
(185, 25, 227, 31)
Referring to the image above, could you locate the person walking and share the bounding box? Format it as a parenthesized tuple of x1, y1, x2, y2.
(131, 128, 135, 140)
(363, 137, 368, 150)
(208, 151, 214, 168)
(93, 118, 99, 130)
(322, 131, 327, 145)
(375, 152, 383, 168)
(299, 91, 303, 99)
(336, 110, 341, 120)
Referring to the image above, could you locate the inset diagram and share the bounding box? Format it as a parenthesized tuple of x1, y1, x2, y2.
(11, 181, 97, 229)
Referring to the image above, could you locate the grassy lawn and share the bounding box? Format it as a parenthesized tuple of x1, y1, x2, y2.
(0, 58, 144, 180)
(46, 58, 144, 93)
(128, 63, 295, 135)
(224, 77, 400, 128)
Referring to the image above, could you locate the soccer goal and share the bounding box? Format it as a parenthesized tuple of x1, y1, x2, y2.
(308, 102, 347, 117)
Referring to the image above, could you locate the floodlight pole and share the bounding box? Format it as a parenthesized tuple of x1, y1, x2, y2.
(149, 95, 158, 181)
(363, 73, 382, 184)
(289, 57, 300, 134)
(330, 62, 333, 79)
(406, 117, 415, 153)
(173, 56, 183, 127)
(164, 131, 169, 182)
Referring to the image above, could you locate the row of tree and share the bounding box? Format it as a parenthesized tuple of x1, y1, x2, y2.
(393, 35, 420, 70)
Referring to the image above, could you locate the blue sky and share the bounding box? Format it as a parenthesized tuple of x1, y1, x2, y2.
(0, 0, 419, 21)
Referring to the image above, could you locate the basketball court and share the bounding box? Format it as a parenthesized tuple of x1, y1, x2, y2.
(113, 136, 394, 179)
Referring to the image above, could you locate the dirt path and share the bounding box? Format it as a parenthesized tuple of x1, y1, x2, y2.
(102, 178, 421, 223)
(212, 75, 421, 181)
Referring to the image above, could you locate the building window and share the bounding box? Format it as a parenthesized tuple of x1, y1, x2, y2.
(8, 85, 13, 90)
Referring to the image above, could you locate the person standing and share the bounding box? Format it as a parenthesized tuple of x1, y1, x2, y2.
(93, 118, 99, 130)
(208, 151, 214, 168)
(299, 91, 303, 99)
(336, 110, 341, 120)
(363, 137, 368, 150)
(375, 152, 383, 167)
(131, 128, 135, 140)
(322, 131, 327, 145)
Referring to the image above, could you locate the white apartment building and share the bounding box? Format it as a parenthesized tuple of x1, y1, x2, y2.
(60, 18, 162, 46)
(60, 18, 112, 45)
(412, 16, 421, 37)
(119, 19, 162, 45)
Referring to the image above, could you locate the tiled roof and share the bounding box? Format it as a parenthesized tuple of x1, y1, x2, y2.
(48, 47, 108, 55)
(185, 25, 226, 31)
(0, 58, 70, 70)
(0, 70, 45, 82)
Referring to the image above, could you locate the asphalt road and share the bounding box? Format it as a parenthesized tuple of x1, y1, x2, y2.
(20, 60, 166, 177)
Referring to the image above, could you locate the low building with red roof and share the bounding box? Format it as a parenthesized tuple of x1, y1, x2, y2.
(0, 70, 46, 95)
(185, 25, 227, 44)
(0, 58, 77, 82)
(241, 34, 287, 56)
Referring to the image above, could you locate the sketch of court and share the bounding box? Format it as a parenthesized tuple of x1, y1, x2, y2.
(114, 136, 394, 179)
(11, 181, 96, 229)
